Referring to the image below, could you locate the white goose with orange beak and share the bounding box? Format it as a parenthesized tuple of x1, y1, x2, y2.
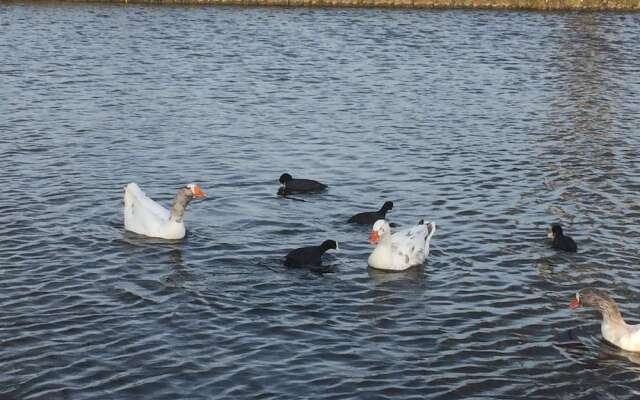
(368, 219, 436, 271)
(123, 182, 206, 240)
(570, 288, 640, 352)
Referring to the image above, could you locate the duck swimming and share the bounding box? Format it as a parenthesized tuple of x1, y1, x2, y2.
(284, 240, 338, 268)
(548, 223, 577, 252)
(348, 201, 394, 225)
(570, 288, 640, 352)
(278, 173, 327, 195)
(368, 219, 436, 271)
(123, 182, 206, 240)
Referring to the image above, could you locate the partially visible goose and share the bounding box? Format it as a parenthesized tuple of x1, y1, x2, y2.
(368, 219, 436, 271)
(548, 223, 577, 252)
(124, 183, 206, 240)
(348, 201, 394, 225)
(570, 288, 640, 352)
(278, 173, 327, 195)
(284, 240, 338, 268)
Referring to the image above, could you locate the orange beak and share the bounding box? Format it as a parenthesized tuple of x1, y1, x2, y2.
(369, 230, 380, 245)
(569, 297, 580, 309)
(193, 185, 207, 198)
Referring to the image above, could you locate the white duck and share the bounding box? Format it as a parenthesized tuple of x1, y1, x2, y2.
(570, 288, 640, 352)
(368, 219, 436, 271)
(123, 182, 206, 240)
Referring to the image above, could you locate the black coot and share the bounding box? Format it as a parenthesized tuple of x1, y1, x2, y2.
(284, 240, 338, 267)
(348, 201, 394, 225)
(548, 224, 577, 252)
(278, 173, 327, 195)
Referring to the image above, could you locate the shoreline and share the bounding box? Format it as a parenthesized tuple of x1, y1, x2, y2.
(4, 0, 640, 10)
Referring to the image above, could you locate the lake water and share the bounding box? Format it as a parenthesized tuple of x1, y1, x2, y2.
(2, 4, 640, 399)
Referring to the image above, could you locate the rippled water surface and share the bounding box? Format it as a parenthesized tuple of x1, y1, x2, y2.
(2, 4, 640, 399)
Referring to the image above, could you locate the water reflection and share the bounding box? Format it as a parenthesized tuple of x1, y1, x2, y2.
(539, 13, 631, 249)
(367, 264, 426, 287)
(546, 14, 621, 174)
(168, 248, 183, 266)
(121, 230, 184, 248)
(165, 248, 192, 287)
(598, 340, 640, 368)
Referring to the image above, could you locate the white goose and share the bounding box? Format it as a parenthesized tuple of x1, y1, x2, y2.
(123, 182, 206, 240)
(368, 219, 436, 271)
(571, 288, 640, 352)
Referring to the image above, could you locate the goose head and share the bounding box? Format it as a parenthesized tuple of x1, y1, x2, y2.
(570, 287, 623, 319)
(369, 219, 390, 245)
(170, 183, 207, 222)
(570, 288, 612, 309)
(186, 183, 207, 199)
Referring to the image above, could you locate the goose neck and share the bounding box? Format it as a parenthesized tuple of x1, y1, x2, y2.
(170, 188, 193, 222)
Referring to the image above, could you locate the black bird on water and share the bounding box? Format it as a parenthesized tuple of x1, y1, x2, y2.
(348, 201, 394, 225)
(547, 224, 577, 252)
(278, 173, 327, 196)
(284, 240, 338, 268)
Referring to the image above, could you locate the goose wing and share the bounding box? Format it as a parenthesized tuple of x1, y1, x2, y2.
(124, 183, 171, 233)
(391, 221, 436, 267)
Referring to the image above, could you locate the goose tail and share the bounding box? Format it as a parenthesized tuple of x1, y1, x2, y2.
(426, 221, 436, 241)
(124, 183, 141, 206)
